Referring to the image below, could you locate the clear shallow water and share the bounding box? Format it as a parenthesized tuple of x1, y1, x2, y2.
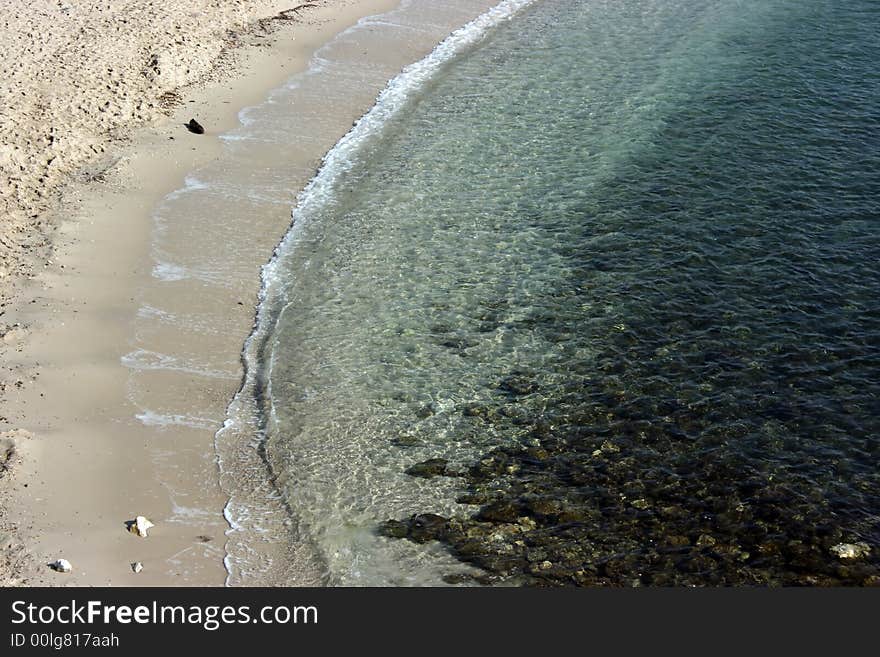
(236, 0, 880, 585)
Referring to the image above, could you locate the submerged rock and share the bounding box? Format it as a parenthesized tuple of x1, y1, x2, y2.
(377, 519, 409, 540)
(378, 514, 449, 544)
(499, 372, 540, 397)
(830, 543, 871, 560)
(391, 434, 420, 448)
(414, 403, 437, 419)
(408, 514, 450, 543)
(405, 458, 449, 478)
(477, 501, 523, 524)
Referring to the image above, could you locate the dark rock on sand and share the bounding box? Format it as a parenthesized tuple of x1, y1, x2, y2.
(186, 118, 205, 134)
(0, 441, 15, 475)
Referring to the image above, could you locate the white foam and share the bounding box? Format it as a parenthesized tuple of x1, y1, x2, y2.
(122, 348, 237, 379)
(359, 18, 435, 34)
(152, 261, 188, 282)
(137, 304, 175, 321)
(162, 174, 210, 203)
(151, 259, 233, 287)
(168, 502, 217, 524)
(222, 498, 247, 586)
(136, 409, 220, 431)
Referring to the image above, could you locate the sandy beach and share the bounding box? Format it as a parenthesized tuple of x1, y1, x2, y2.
(0, 0, 496, 586)
(1, 0, 877, 599)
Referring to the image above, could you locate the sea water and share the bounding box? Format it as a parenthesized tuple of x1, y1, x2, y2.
(223, 0, 880, 585)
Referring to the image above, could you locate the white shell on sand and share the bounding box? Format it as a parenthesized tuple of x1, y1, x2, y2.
(51, 559, 72, 573)
(131, 562, 143, 573)
(830, 543, 871, 560)
(128, 516, 155, 538)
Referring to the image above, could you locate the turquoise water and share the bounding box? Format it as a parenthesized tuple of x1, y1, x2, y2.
(239, 0, 880, 585)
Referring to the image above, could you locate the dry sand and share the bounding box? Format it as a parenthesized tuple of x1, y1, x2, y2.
(1, 1, 319, 303)
(0, 0, 497, 586)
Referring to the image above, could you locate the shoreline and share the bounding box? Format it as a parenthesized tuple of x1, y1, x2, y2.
(220, 0, 537, 586)
(0, 0, 494, 586)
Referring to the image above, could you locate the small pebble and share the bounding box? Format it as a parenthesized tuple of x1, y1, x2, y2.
(50, 559, 72, 573)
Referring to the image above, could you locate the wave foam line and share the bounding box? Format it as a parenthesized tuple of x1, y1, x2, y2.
(267, 0, 539, 272)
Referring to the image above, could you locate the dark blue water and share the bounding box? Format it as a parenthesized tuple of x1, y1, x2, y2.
(249, 0, 879, 585)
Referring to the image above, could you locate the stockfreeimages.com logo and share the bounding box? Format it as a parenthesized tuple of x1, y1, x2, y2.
(11, 600, 317, 631)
